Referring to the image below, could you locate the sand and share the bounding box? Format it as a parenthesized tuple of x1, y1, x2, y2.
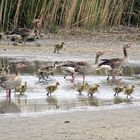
(0, 106, 140, 140)
(0, 33, 140, 140)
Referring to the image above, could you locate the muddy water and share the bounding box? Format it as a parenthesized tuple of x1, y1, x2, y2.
(0, 57, 140, 116)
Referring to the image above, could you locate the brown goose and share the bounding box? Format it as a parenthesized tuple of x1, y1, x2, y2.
(0, 63, 27, 98)
(98, 43, 131, 70)
(75, 51, 105, 84)
(6, 28, 33, 45)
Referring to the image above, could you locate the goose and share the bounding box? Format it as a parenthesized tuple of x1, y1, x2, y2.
(123, 84, 135, 99)
(113, 85, 125, 97)
(7, 34, 22, 45)
(54, 42, 65, 53)
(75, 51, 105, 84)
(75, 82, 89, 95)
(0, 63, 27, 98)
(6, 28, 34, 45)
(15, 82, 27, 95)
(98, 43, 131, 70)
(87, 84, 100, 97)
(45, 82, 60, 96)
(60, 62, 78, 82)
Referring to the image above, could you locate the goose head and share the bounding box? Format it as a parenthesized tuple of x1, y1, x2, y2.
(56, 82, 60, 86)
(15, 63, 28, 75)
(61, 42, 65, 45)
(123, 43, 131, 49)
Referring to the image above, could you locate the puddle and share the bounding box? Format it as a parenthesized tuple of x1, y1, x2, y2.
(0, 57, 140, 116)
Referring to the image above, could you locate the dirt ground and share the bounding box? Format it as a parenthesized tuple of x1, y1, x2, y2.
(0, 32, 140, 62)
(0, 106, 140, 140)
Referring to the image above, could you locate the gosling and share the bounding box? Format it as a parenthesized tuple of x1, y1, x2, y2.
(46, 82, 60, 96)
(34, 70, 53, 81)
(54, 42, 65, 54)
(15, 82, 27, 95)
(76, 82, 89, 95)
(113, 85, 125, 97)
(87, 84, 100, 97)
(123, 85, 135, 99)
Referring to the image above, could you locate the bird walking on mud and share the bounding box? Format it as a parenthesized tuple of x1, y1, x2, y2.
(54, 42, 65, 54)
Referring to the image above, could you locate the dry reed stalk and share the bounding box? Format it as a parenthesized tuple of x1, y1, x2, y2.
(66, 0, 78, 27)
(14, 0, 22, 28)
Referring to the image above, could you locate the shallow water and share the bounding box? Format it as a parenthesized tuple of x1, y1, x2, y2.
(0, 58, 140, 116)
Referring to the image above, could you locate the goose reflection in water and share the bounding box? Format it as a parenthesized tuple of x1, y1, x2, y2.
(0, 99, 21, 114)
(46, 96, 60, 109)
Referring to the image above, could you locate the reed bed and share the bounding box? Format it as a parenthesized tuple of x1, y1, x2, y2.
(0, 0, 140, 32)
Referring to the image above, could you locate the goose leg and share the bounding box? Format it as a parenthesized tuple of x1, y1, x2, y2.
(6, 90, 9, 97)
(64, 74, 67, 79)
(71, 73, 76, 83)
(9, 90, 11, 98)
(107, 75, 110, 80)
(6, 89, 11, 98)
(47, 92, 49, 96)
(83, 74, 85, 85)
(114, 93, 116, 96)
(130, 95, 133, 99)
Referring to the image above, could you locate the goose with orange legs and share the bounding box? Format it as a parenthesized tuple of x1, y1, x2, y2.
(98, 43, 131, 69)
(98, 43, 131, 80)
(74, 51, 105, 84)
(61, 62, 78, 83)
(0, 63, 27, 98)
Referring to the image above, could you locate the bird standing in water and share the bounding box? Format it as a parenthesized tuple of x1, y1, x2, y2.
(46, 82, 60, 96)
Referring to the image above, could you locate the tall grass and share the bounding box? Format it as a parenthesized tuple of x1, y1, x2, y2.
(0, 0, 139, 31)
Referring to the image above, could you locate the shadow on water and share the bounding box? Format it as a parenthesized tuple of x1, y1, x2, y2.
(0, 57, 140, 115)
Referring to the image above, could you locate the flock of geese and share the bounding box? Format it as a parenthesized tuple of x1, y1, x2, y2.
(0, 37, 135, 99)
